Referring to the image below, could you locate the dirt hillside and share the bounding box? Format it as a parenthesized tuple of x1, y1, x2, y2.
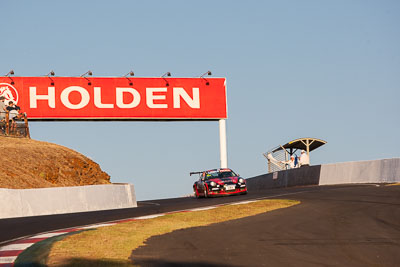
(0, 137, 111, 189)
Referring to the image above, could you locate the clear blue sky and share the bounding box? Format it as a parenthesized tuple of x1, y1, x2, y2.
(1, 1, 399, 200)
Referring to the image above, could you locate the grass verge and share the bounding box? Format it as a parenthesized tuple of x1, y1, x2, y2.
(386, 183, 400, 186)
(36, 199, 299, 266)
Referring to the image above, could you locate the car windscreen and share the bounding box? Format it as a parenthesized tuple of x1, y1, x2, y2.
(206, 171, 237, 179)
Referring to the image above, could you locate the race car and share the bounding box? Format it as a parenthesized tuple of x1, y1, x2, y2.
(191, 168, 247, 198)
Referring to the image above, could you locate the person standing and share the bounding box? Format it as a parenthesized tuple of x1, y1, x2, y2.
(0, 96, 6, 120)
(6, 101, 20, 120)
(294, 154, 299, 167)
(299, 150, 310, 167)
(281, 156, 296, 169)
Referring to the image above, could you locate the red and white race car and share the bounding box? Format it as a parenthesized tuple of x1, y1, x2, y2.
(191, 168, 247, 198)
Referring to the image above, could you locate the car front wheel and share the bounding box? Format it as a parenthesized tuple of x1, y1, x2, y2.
(194, 186, 200, 198)
(203, 187, 208, 198)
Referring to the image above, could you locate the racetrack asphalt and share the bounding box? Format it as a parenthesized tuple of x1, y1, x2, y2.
(131, 185, 400, 267)
(0, 185, 327, 245)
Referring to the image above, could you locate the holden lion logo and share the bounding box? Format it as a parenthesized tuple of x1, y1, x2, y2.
(0, 83, 19, 104)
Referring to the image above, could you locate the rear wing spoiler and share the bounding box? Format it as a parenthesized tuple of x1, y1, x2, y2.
(190, 171, 203, 176)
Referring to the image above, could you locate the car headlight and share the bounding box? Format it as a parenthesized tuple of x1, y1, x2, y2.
(239, 178, 245, 183)
(210, 181, 216, 187)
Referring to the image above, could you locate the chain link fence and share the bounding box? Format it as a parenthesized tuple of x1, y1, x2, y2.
(263, 147, 288, 173)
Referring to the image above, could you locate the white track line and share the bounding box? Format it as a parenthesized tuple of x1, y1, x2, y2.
(0, 243, 34, 251)
(31, 232, 70, 238)
(80, 223, 116, 229)
(0, 256, 18, 263)
(190, 206, 217, 211)
(230, 200, 257, 205)
(134, 214, 165, 220)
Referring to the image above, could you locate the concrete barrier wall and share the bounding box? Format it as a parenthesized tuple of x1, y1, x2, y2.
(246, 158, 400, 191)
(319, 158, 400, 185)
(246, 165, 321, 191)
(0, 183, 137, 219)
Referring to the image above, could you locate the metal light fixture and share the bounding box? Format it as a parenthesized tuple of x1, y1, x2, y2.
(124, 71, 134, 77)
(124, 70, 135, 85)
(200, 70, 212, 85)
(161, 72, 171, 86)
(5, 70, 14, 77)
(81, 70, 93, 85)
(47, 70, 55, 85)
(161, 72, 171, 78)
(200, 70, 212, 78)
(80, 70, 93, 77)
(4, 70, 15, 84)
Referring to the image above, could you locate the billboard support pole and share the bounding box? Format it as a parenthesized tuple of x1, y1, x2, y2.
(219, 119, 228, 168)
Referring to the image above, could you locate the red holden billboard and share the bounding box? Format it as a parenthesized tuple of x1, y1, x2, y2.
(0, 77, 227, 120)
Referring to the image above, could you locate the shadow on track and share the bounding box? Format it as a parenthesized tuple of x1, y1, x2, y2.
(19, 258, 230, 267)
(130, 185, 400, 267)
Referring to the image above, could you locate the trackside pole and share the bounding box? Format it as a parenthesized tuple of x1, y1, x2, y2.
(219, 119, 228, 168)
